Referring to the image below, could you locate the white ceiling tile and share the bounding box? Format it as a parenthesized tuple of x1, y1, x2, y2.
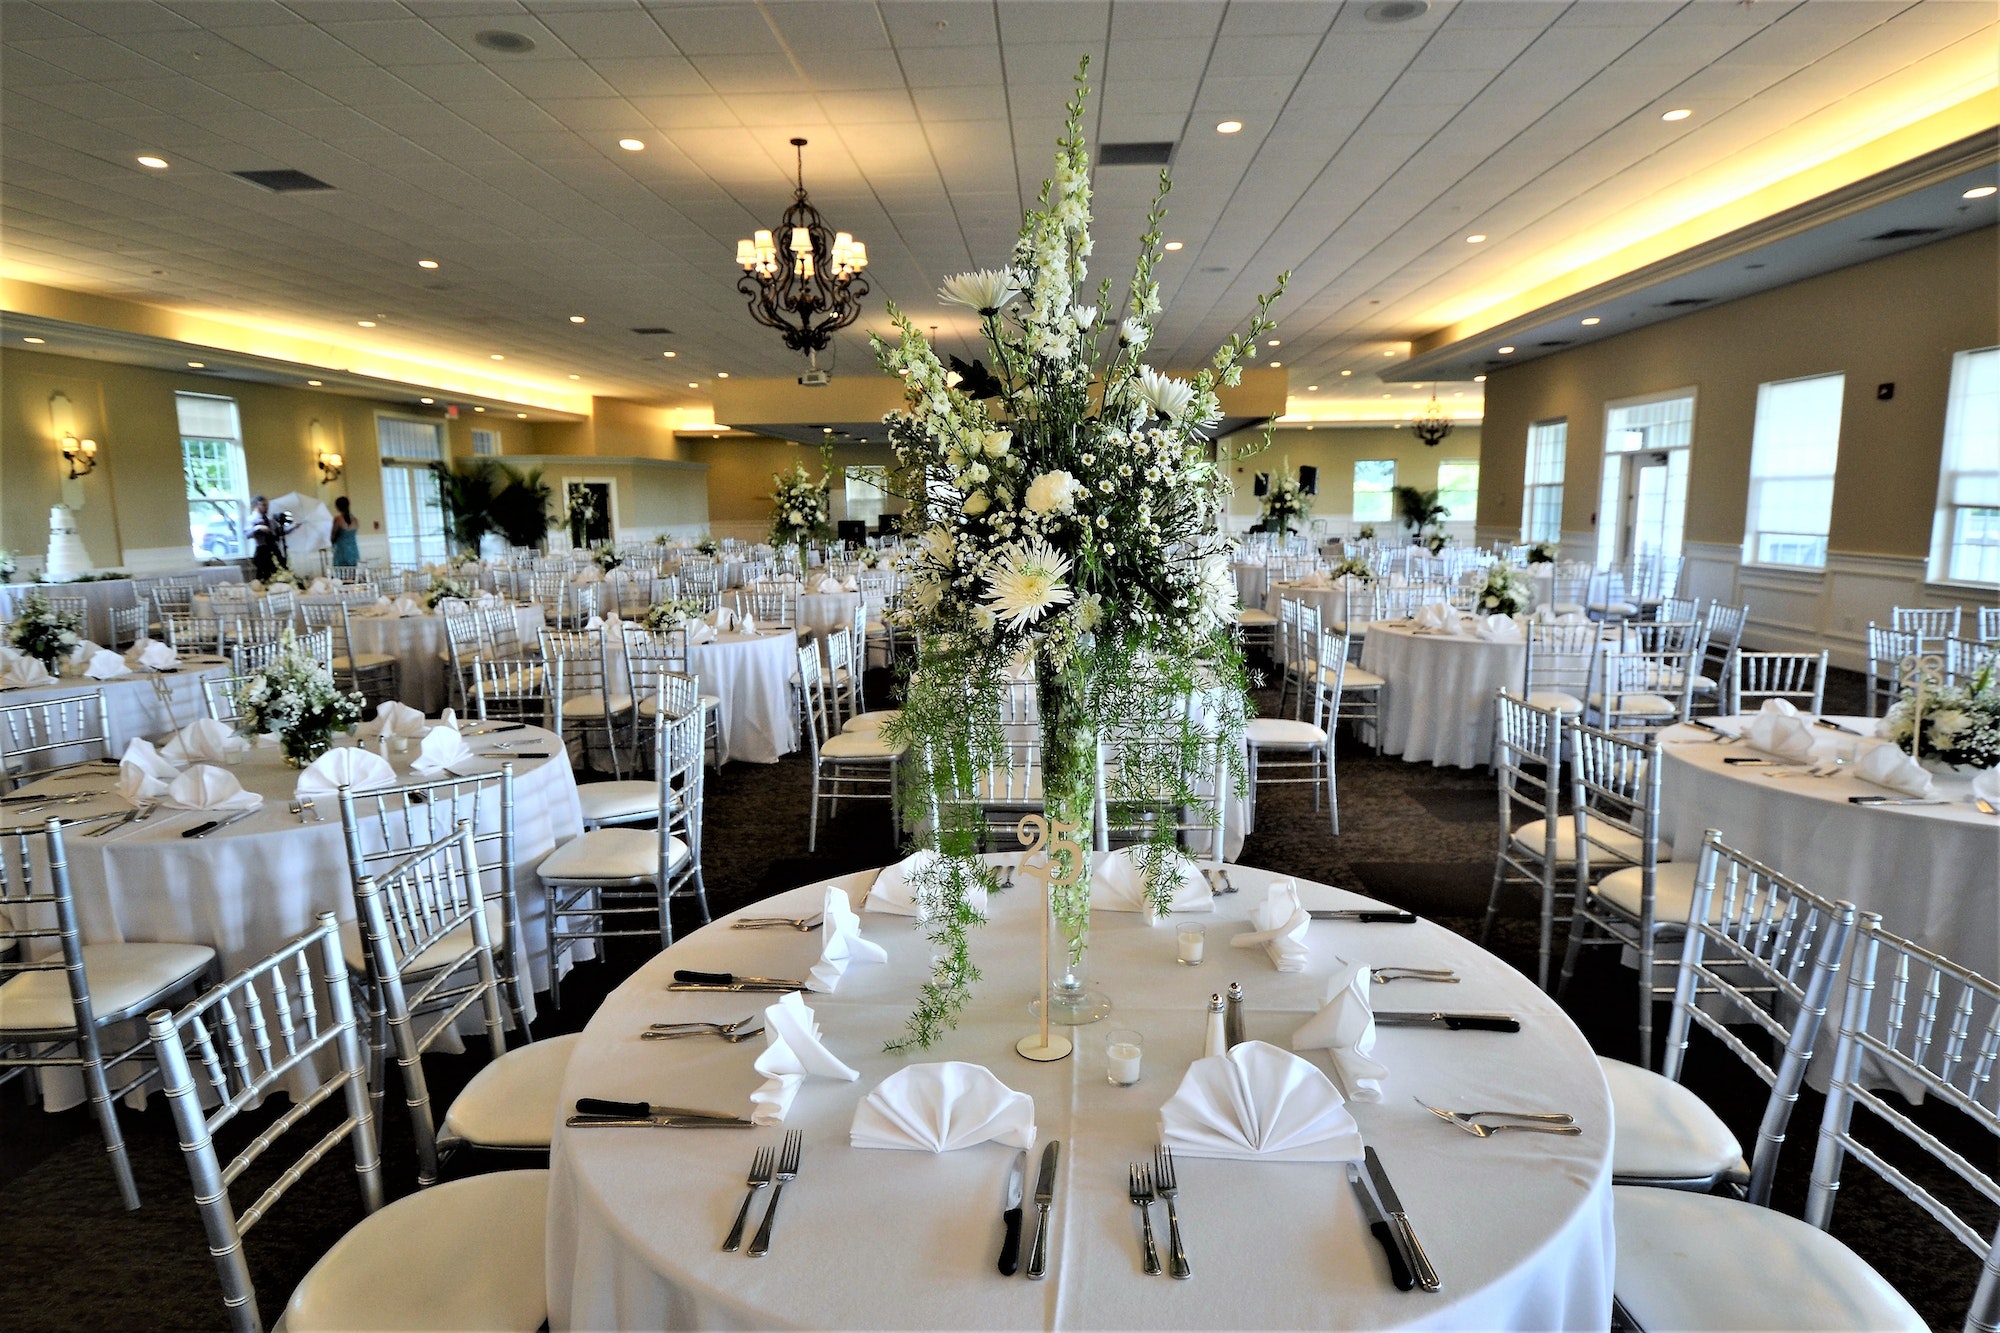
(584, 55, 702, 96)
(530, 7, 680, 59)
(322, 19, 472, 67)
(646, 3, 782, 56)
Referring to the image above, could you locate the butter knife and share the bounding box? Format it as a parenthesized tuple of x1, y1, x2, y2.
(1373, 1011, 1519, 1032)
(998, 1149, 1026, 1276)
(1847, 796, 1947, 806)
(1364, 1147, 1439, 1292)
(670, 969, 807, 992)
(564, 1114, 754, 1129)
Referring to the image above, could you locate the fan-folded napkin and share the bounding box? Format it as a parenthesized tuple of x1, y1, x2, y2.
(119, 739, 182, 802)
(412, 721, 477, 776)
(83, 648, 129, 680)
(162, 764, 262, 812)
(686, 621, 718, 645)
(126, 639, 179, 671)
(1158, 1040, 1364, 1162)
(750, 992, 859, 1125)
(308, 577, 335, 594)
(1231, 878, 1312, 972)
(1855, 743, 1933, 797)
(807, 883, 888, 992)
(1972, 769, 2000, 807)
(1746, 698, 1815, 763)
(842, 577, 859, 593)
(1090, 848, 1213, 920)
(162, 719, 249, 766)
(708, 606, 739, 633)
(295, 746, 398, 798)
(1533, 608, 1589, 626)
(865, 849, 988, 919)
(1475, 613, 1522, 642)
(1296, 571, 1333, 589)
(1411, 602, 1459, 634)
(2, 657, 53, 688)
(849, 1062, 1036, 1152)
(1291, 962, 1388, 1103)
(365, 701, 429, 741)
(816, 576, 844, 595)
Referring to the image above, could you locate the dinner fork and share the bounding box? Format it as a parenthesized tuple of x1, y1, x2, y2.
(721, 1146, 774, 1251)
(1370, 967, 1458, 984)
(1414, 1097, 1574, 1126)
(1419, 1103, 1579, 1138)
(1152, 1144, 1191, 1280)
(747, 1129, 802, 1257)
(1128, 1164, 1161, 1275)
(732, 915, 822, 932)
(649, 1016, 758, 1033)
(641, 1025, 765, 1043)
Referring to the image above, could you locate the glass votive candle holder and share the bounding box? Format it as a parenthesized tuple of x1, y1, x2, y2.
(1177, 923, 1205, 966)
(1106, 1028, 1143, 1086)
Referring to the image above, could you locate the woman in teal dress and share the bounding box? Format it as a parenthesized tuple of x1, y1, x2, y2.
(329, 495, 361, 569)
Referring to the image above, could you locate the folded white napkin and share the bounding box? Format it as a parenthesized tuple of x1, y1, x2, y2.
(751, 992, 860, 1126)
(842, 577, 859, 593)
(850, 1062, 1037, 1152)
(1292, 963, 1388, 1103)
(576, 566, 603, 584)
(865, 849, 990, 919)
(709, 606, 739, 633)
(2, 657, 53, 688)
(162, 764, 262, 813)
(128, 639, 179, 671)
(162, 718, 249, 766)
(807, 883, 888, 992)
(1972, 769, 2000, 807)
(308, 577, 335, 594)
(68, 639, 102, 666)
(83, 648, 130, 680)
(740, 612, 758, 634)
(816, 576, 844, 595)
(1411, 602, 1459, 634)
(687, 621, 718, 645)
(366, 700, 429, 741)
(1746, 698, 1815, 763)
(1158, 1040, 1364, 1162)
(119, 739, 181, 802)
(0, 646, 18, 669)
(1533, 608, 1589, 625)
(392, 594, 425, 618)
(295, 746, 398, 798)
(1475, 613, 1522, 642)
(1231, 878, 1313, 972)
(1855, 742, 1934, 798)
(412, 721, 477, 776)
(1090, 848, 1213, 921)
(1298, 571, 1332, 589)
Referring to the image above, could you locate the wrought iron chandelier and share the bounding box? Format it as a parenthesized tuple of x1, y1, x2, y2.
(735, 138, 869, 371)
(1409, 385, 1455, 448)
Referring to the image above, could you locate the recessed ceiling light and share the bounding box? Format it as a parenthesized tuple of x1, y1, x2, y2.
(474, 406, 485, 413)
(1340, 370, 1352, 376)
(306, 378, 321, 386)
(688, 382, 699, 388)
(1307, 385, 1318, 391)
(420, 397, 434, 404)
(1465, 234, 1487, 244)
(1163, 241, 1183, 251)
(136, 155, 168, 169)
(1473, 374, 1487, 382)
(517, 412, 527, 419)
(663, 351, 677, 358)
(418, 259, 439, 269)
(1965, 185, 1998, 199)
(1267, 339, 1280, 346)
(1661, 108, 1692, 122)
(1498, 345, 1515, 354)
(569, 374, 581, 380)
(22, 336, 45, 344)
(1581, 316, 1601, 326)
(490, 354, 505, 360)
(716, 371, 729, 378)
(1216, 120, 1243, 135)
(1382, 393, 1392, 399)
(1383, 350, 1396, 357)
(187, 361, 204, 368)
(618, 138, 645, 151)
(569, 315, 585, 323)
(474, 29, 535, 53)
(357, 320, 376, 327)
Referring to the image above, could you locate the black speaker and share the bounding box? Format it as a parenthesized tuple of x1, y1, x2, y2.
(1253, 472, 1270, 498)
(837, 520, 868, 546)
(1298, 465, 1318, 495)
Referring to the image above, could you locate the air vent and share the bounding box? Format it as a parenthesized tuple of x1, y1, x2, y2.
(1866, 227, 1943, 241)
(1098, 141, 1174, 167)
(474, 29, 536, 53)
(1364, 0, 1429, 22)
(1199, 265, 1230, 273)
(631, 326, 675, 336)
(1536, 340, 1573, 348)
(1655, 297, 1711, 308)
(232, 169, 333, 193)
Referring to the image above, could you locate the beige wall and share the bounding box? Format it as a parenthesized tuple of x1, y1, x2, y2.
(1477, 226, 1999, 559)
(680, 436, 901, 540)
(1220, 424, 1484, 533)
(499, 454, 708, 544)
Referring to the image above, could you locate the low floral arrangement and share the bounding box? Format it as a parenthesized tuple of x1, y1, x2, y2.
(1474, 561, 1533, 616)
(1356, 526, 1376, 541)
(424, 574, 473, 608)
(640, 597, 710, 633)
(697, 536, 721, 557)
(1329, 556, 1376, 585)
(264, 566, 306, 589)
(1881, 663, 1999, 770)
(233, 629, 363, 766)
(0, 549, 15, 583)
(8, 591, 82, 670)
(1261, 465, 1311, 535)
(857, 549, 881, 569)
(1423, 532, 1452, 556)
(1526, 541, 1558, 565)
(770, 463, 832, 549)
(591, 544, 622, 574)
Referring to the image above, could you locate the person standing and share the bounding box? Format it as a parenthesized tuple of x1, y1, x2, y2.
(330, 496, 361, 570)
(246, 496, 279, 580)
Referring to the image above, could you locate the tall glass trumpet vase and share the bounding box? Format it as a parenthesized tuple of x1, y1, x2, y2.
(1027, 662, 1111, 1028)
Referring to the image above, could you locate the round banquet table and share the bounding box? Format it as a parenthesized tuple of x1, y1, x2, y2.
(688, 629, 801, 765)
(1360, 623, 1526, 769)
(1232, 560, 1271, 612)
(547, 860, 1615, 1331)
(1268, 580, 1361, 663)
(345, 602, 546, 714)
(0, 657, 233, 771)
(9, 723, 583, 1108)
(2, 567, 244, 645)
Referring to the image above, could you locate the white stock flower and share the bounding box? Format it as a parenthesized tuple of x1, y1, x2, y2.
(982, 540, 1074, 631)
(939, 269, 1020, 316)
(1931, 708, 1970, 738)
(1024, 470, 1080, 515)
(963, 491, 991, 516)
(1135, 366, 1195, 421)
(788, 510, 804, 525)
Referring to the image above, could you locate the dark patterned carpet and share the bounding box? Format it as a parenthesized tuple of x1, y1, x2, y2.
(1, 666, 1988, 1330)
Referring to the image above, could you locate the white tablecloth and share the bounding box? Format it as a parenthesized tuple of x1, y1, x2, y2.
(1232, 560, 1271, 612)
(347, 603, 547, 714)
(0, 659, 234, 770)
(548, 860, 1614, 1330)
(1361, 624, 1525, 769)
(689, 630, 800, 765)
(3, 568, 244, 643)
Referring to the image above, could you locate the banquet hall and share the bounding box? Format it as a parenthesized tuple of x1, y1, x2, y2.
(1, 1, 1996, 1329)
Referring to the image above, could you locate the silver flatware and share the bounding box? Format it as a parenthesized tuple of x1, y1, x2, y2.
(1151, 1143, 1190, 1280)
(1370, 967, 1458, 984)
(1027, 1139, 1060, 1280)
(649, 1016, 757, 1034)
(573, 1098, 748, 1123)
(722, 1146, 774, 1252)
(184, 807, 258, 839)
(1848, 795, 1947, 806)
(670, 969, 808, 992)
(998, 1149, 1026, 1276)
(731, 915, 821, 932)
(564, 1115, 754, 1129)
(1128, 1163, 1160, 1276)
(82, 806, 142, 837)
(747, 1129, 803, 1257)
(1374, 1011, 1519, 1032)
(640, 1025, 764, 1043)
(1414, 1097, 1574, 1125)
(1348, 1162, 1414, 1291)
(668, 982, 807, 994)
(1424, 1107, 1581, 1138)
(1364, 1146, 1439, 1292)
(1813, 717, 1867, 736)
(1310, 908, 1417, 924)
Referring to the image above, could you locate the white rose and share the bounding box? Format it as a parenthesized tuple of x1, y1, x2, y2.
(963, 491, 991, 516)
(982, 430, 1013, 458)
(1024, 470, 1079, 515)
(788, 510, 804, 525)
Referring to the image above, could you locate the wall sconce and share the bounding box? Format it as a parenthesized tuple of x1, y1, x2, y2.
(309, 419, 343, 482)
(61, 434, 98, 479)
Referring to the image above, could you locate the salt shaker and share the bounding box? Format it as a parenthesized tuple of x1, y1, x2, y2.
(1224, 981, 1246, 1050)
(1203, 993, 1227, 1059)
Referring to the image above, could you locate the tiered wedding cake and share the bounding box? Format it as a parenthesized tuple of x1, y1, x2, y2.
(43, 505, 92, 580)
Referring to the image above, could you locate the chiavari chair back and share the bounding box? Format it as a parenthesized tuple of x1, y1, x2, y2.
(0, 689, 111, 788)
(1980, 605, 2000, 642)
(1095, 689, 1234, 864)
(1484, 691, 1572, 990)
(1734, 651, 1828, 715)
(799, 645, 902, 852)
(540, 627, 632, 779)
(472, 655, 557, 731)
(1891, 605, 1961, 647)
(1523, 620, 1598, 718)
(1594, 649, 1694, 739)
(167, 613, 235, 656)
(1944, 635, 1997, 689)
(1865, 622, 1921, 718)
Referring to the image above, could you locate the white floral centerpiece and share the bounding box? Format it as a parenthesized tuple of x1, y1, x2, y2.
(696, 536, 721, 557)
(1261, 465, 1311, 536)
(769, 463, 831, 550)
(265, 566, 306, 589)
(423, 574, 473, 609)
(1881, 662, 1999, 771)
(1423, 532, 1452, 556)
(1330, 556, 1375, 585)
(591, 543, 622, 574)
(640, 597, 709, 633)
(0, 549, 16, 583)
(1526, 541, 1558, 565)
(232, 630, 363, 767)
(1474, 561, 1533, 616)
(868, 58, 1285, 1048)
(7, 591, 82, 671)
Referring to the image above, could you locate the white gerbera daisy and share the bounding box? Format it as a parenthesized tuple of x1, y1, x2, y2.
(982, 540, 1075, 631)
(1135, 366, 1195, 421)
(939, 269, 1020, 317)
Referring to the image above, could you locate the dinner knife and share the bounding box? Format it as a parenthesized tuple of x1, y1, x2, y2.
(564, 1114, 755, 1129)
(1363, 1147, 1440, 1293)
(1025, 1139, 1059, 1281)
(998, 1149, 1026, 1276)
(1813, 717, 1867, 736)
(1847, 796, 1947, 806)
(182, 807, 258, 839)
(1373, 1011, 1520, 1032)
(671, 969, 808, 991)
(1308, 909, 1416, 924)
(573, 1098, 751, 1124)
(1347, 1162, 1414, 1291)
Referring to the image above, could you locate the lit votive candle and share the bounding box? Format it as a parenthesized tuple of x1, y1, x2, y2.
(1106, 1029, 1143, 1086)
(1177, 924, 1205, 966)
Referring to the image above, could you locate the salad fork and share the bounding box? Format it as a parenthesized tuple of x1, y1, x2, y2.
(732, 915, 822, 932)
(721, 1146, 774, 1252)
(1417, 1099, 1579, 1137)
(1128, 1164, 1160, 1275)
(747, 1130, 803, 1257)
(1152, 1144, 1191, 1280)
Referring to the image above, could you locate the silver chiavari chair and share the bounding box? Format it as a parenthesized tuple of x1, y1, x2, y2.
(1864, 622, 1920, 718)
(1694, 601, 1749, 714)
(1891, 604, 1961, 649)
(581, 664, 697, 830)
(530, 571, 570, 628)
(1609, 830, 1855, 1200)
(1593, 648, 1695, 739)
(1548, 561, 1591, 617)
(1246, 628, 1338, 834)
(0, 690, 112, 789)
(1094, 691, 1233, 865)
(799, 646, 901, 852)
(1944, 635, 1998, 689)
(541, 627, 632, 779)
(203, 674, 251, 726)
(1734, 651, 1828, 714)
(962, 678, 1042, 845)
(823, 628, 862, 732)
(166, 612, 235, 656)
(1657, 594, 1701, 625)
(298, 598, 400, 708)
(1483, 691, 1572, 991)
(441, 604, 488, 711)
(1588, 567, 1641, 623)
(471, 655, 557, 731)
(1980, 605, 2000, 643)
(108, 602, 148, 650)
(746, 579, 800, 633)
(1523, 620, 1599, 719)
(1, 818, 215, 1209)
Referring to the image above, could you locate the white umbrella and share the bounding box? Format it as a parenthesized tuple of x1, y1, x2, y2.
(269, 493, 332, 556)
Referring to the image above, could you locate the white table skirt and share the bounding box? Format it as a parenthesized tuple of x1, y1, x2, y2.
(18, 724, 583, 1108)
(688, 631, 800, 765)
(1233, 561, 1271, 612)
(1361, 625, 1525, 769)
(0, 660, 234, 770)
(3, 568, 244, 644)
(346, 604, 546, 714)
(548, 860, 1614, 1330)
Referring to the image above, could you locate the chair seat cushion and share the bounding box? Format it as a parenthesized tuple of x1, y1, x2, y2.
(1245, 718, 1328, 747)
(285, 1169, 550, 1333)
(1589, 691, 1678, 716)
(821, 730, 904, 760)
(564, 693, 635, 719)
(1236, 609, 1278, 626)
(1589, 601, 1640, 617)
(1525, 690, 1585, 715)
(576, 781, 658, 825)
(1341, 666, 1385, 689)
(1689, 673, 1718, 694)
(842, 709, 902, 734)
(1612, 1185, 1923, 1332)
(1508, 815, 1652, 865)
(1551, 603, 1585, 616)
(1600, 1055, 1744, 1184)
(443, 1033, 580, 1148)
(539, 826, 688, 882)
(0, 942, 214, 1031)
(341, 901, 506, 977)
(1593, 860, 1703, 923)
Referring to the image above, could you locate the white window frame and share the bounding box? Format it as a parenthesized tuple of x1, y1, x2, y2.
(176, 392, 249, 560)
(1930, 346, 2000, 586)
(1435, 458, 1480, 525)
(1352, 459, 1396, 525)
(1597, 387, 1697, 570)
(1522, 418, 1566, 544)
(376, 414, 449, 567)
(1743, 372, 1845, 570)
(470, 428, 501, 457)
